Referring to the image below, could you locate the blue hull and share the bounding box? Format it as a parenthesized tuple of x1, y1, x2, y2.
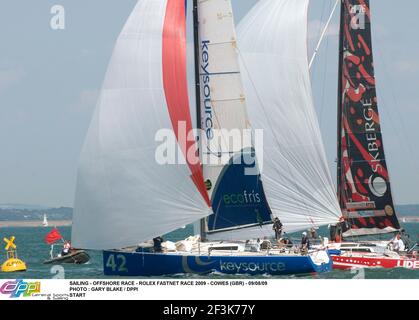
(103, 251, 332, 276)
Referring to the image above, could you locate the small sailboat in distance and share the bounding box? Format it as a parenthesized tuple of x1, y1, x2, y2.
(42, 214, 48, 227)
(71, 0, 341, 276)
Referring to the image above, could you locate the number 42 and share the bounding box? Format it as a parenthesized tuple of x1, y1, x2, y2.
(106, 254, 128, 273)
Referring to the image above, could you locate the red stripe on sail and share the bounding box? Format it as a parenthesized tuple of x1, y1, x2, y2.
(162, 0, 210, 206)
(357, 34, 371, 56)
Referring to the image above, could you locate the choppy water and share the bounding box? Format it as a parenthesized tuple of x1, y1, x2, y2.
(0, 224, 418, 279)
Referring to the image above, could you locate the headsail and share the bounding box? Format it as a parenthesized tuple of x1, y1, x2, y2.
(72, 0, 211, 250)
(238, 0, 341, 233)
(196, 0, 273, 239)
(337, 0, 400, 237)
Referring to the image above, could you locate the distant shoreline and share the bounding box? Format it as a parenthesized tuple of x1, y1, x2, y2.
(0, 220, 72, 228)
(0, 218, 418, 228)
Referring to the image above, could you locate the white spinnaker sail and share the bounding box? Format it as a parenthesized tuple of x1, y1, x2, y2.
(198, 0, 252, 199)
(237, 0, 341, 233)
(72, 0, 211, 250)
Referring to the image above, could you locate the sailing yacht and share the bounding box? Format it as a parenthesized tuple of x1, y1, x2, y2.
(322, 0, 418, 270)
(71, 0, 342, 276)
(42, 214, 48, 227)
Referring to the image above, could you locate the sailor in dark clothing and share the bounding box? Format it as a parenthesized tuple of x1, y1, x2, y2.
(301, 232, 310, 254)
(153, 236, 164, 253)
(330, 219, 346, 242)
(329, 224, 337, 241)
(62, 240, 71, 256)
(272, 217, 283, 240)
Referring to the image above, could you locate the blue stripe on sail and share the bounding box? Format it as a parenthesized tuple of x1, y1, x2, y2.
(207, 150, 272, 232)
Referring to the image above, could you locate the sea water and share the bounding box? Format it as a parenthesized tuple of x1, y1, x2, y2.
(0, 224, 418, 279)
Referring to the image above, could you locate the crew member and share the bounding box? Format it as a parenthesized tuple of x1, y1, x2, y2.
(301, 232, 310, 254)
(272, 217, 283, 240)
(330, 217, 345, 243)
(153, 236, 164, 253)
(62, 240, 71, 256)
(309, 227, 318, 239)
(390, 233, 405, 252)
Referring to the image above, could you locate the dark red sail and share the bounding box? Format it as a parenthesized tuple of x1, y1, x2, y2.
(337, 0, 400, 236)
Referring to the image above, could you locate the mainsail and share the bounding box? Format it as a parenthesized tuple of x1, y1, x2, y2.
(237, 0, 341, 233)
(72, 0, 211, 250)
(337, 0, 400, 236)
(196, 0, 273, 239)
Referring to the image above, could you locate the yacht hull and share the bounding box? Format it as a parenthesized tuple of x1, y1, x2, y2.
(332, 254, 419, 270)
(320, 241, 419, 270)
(103, 250, 332, 276)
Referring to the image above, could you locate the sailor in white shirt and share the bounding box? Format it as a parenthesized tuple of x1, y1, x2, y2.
(390, 234, 406, 252)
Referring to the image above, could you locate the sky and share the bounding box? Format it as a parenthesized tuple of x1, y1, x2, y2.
(0, 0, 418, 207)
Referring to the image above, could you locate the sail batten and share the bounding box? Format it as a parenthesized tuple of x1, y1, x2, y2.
(337, 0, 400, 236)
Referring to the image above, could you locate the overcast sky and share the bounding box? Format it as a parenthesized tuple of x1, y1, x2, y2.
(0, 0, 418, 207)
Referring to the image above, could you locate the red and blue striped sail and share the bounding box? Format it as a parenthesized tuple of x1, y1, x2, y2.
(337, 0, 400, 236)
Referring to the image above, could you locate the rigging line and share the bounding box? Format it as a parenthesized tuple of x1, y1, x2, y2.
(311, 0, 329, 111)
(317, 1, 332, 129)
(317, 0, 329, 47)
(309, 0, 340, 70)
(236, 47, 318, 229)
(310, 0, 329, 77)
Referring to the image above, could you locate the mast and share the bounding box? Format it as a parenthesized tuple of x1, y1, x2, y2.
(193, 0, 201, 133)
(193, 0, 207, 241)
(336, 0, 344, 208)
